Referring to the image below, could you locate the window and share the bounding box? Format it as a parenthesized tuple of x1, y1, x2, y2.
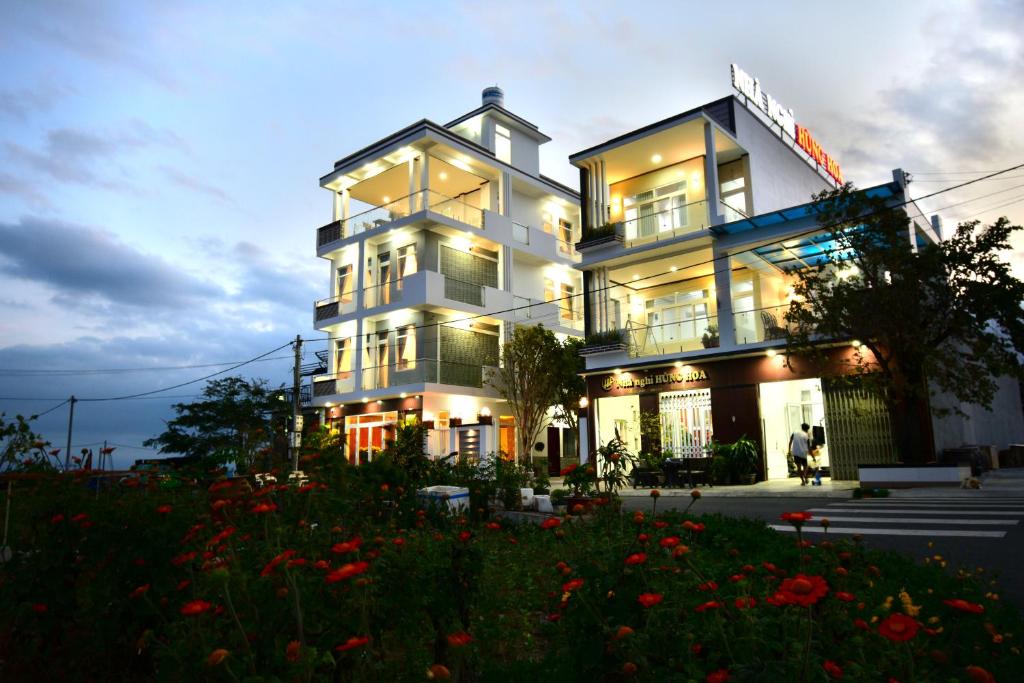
(335, 338, 352, 376)
(397, 244, 417, 290)
(542, 212, 553, 234)
(336, 265, 353, 303)
(397, 325, 416, 370)
(562, 284, 576, 321)
(624, 180, 688, 239)
(377, 252, 391, 305)
(495, 124, 511, 164)
(646, 290, 709, 342)
(719, 160, 748, 222)
(558, 218, 574, 245)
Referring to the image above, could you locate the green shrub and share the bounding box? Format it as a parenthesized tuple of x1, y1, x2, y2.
(583, 329, 626, 347)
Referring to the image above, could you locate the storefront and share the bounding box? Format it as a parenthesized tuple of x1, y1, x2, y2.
(582, 347, 901, 481)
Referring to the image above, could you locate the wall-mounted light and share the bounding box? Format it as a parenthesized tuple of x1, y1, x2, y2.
(439, 172, 448, 180)
(579, 397, 589, 408)
(400, 392, 407, 399)
(382, 195, 391, 204)
(613, 368, 622, 375)
(361, 397, 369, 403)
(766, 349, 777, 358)
(670, 266, 678, 272)
(851, 339, 861, 348)
(479, 406, 492, 417)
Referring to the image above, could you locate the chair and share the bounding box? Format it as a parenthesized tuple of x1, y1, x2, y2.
(760, 311, 787, 340)
(683, 457, 713, 488)
(661, 459, 685, 488)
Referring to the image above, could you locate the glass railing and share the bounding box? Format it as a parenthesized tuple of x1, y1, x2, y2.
(625, 315, 719, 357)
(360, 359, 495, 391)
(733, 304, 792, 345)
(512, 221, 530, 244)
(313, 293, 357, 322)
(620, 199, 710, 247)
(363, 278, 404, 309)
(312, 372, 356, 397)
(317, 190, 484, 247)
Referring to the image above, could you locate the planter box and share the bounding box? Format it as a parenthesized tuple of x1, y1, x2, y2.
(417, 485, 470, 512)
(858, 464, 970, 489)
(520, 488, 535, 510)
(535, 495, 553, 514)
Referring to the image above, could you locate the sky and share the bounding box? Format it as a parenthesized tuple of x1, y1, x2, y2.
(1, 0, 1023, 466)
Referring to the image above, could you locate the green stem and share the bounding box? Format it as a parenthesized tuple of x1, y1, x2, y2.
(222, 582, 256, 674)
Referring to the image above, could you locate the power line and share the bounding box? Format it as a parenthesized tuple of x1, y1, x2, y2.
(303, 161, 1024, 342)
(33, 398, 70, 418)
(0, 354, 294, 377)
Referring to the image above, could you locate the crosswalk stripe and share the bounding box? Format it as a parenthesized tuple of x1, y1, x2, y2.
(807, 508, 1024, 516)
(842, 502, 1024, 508)
(801, 516, 1018, 525)
(770, 525, 1007, 538)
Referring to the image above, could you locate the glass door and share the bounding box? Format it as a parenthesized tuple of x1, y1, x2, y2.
(378, 252, 391, 305)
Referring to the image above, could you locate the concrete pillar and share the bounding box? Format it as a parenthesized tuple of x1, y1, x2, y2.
(408, 157, 416, 214)
(599, 159, 608, 226)
(333, 191, 341, 222)
(420, 154, 430, 210)
(712, 243, 736, 349)
(579, 415, 590, 464)
(352, 318, 364, 391)
(703, 122, 723, 226)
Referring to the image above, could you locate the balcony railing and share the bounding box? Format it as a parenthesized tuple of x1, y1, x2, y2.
(444, 275, 485, 307)
(317, 190, 484, 248)
(620, 199, 710, 247)
(512, 221, 530, 244)
(314, 293, 357, 322)
(625, 315, 719, 358)
(360, 358, 495, 391)
(733, 303, 793, 345)
(312, 371, 356, 398)
(363, 278, 404, 309)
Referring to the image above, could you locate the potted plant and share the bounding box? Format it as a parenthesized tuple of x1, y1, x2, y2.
(728, 436, 759, 485)
(701, 324, 720, 349)
(560, 463, 597, 514)
(597, 437, 637, 498)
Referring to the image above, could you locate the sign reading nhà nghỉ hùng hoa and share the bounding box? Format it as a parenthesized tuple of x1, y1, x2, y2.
(730, 64, 843, 186)
(602, 368, 708, 391)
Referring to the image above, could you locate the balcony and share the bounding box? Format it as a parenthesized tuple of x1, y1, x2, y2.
(509, 219, 581, 262)
(577, 199, 710, 255)
(314, 293, 357, 325)
(733, 303, 792, 346)
(625, 315, 719, 358)
(312, 372, 356, 398)
(512, 295, 583, 331)
(361, 359, 496, 391)
(317, 190, 484, 250)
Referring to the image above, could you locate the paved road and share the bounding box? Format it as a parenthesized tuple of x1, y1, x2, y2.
(621, 494, 1024, 611)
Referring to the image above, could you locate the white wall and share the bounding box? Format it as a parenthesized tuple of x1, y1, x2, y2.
(732, 105, 832, 215)
(931, 376, 1024, 453)
(759, 378, 829, 479)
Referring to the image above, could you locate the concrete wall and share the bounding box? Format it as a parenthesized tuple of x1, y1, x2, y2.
(732, 105, 831, 214)
(931, 375, 1024, 452)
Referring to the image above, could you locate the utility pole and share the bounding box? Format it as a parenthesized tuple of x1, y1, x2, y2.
(290, 335, 302, 473)
(64, 396, 76, 471)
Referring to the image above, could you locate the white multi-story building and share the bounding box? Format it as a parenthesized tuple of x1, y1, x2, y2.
(311, 87, 582, 465)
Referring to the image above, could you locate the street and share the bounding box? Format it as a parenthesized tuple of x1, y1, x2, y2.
(621, 494, 1024, 611)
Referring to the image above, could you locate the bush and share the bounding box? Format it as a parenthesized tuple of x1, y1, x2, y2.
(583, 329, 626, 348)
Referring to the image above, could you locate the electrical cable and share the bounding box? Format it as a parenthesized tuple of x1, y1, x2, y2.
(31, 398, 70, 418)
(0, 354, 295, 377)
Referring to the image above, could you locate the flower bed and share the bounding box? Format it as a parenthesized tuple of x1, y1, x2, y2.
(0, 470, 1020, 681)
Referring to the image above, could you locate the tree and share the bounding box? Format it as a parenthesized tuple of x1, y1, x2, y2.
(144, 376, 289, 473)
(0, 412, 60, 473)
(553, 336, 587, 442)
(487, 325, 562, 463)
(786, 185, 1024, 463)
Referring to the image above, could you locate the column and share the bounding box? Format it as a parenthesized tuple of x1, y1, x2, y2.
(408, 158, 416, 215)
(341, 189, 351, 236)
(712, 243, 736, 349)
(420, 155, 430, 210)
(703, 121, 723, 226)
(352, 319, 364, 392)
(333, 191, 341, 222)
(579, 415, 590, 465)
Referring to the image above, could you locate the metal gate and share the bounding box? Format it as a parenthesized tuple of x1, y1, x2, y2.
(659, 389, 713, 458)
(821, 379, 896, 480)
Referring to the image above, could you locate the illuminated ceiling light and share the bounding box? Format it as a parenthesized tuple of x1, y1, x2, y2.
(415, 395, 421, 399)
(578, 397, 589, 408)
(766, 349, 777, 358)
(479, 406, 492, 417)
(361, 397, 369, 403)
(439, 172, 448, 180)
(400, 392, 407, 399)
(674, 361, 683, 369)
(632, 274, 640, 281)
(382, 195, 391, 203)
(651, 154, 662, 164)
(670, 266, 678, 272)
(851, 339, 861, 348)
(613, 368, 622, 375)
(376, 400, 383, 404)
(324, 402, 333, 407)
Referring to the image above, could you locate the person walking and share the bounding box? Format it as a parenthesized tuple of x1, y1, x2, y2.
(789, 423, 811, 486)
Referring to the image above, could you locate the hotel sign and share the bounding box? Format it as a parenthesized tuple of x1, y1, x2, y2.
(730, 64, 844, 186)
(602, 368, 708, 392)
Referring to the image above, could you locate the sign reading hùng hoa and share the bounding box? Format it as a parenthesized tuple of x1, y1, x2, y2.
(602, 368, 708, 391)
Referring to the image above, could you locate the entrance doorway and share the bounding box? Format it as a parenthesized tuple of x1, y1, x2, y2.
(499, 416, 516, 460)
(758, 378, 828, 480)
(345, 412, 398, 464)
(659, 388, 713, 458)
(596, 395, 640, 455)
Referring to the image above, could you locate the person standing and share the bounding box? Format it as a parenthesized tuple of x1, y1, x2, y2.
(789, 423, 811, 486)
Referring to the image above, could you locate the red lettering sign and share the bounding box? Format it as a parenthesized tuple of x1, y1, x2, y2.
(795, 124, 843, 185)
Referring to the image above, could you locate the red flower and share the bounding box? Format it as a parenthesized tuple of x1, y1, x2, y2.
(458, 531, 472, 542)
(392, 537, 405, 547)
(694, 601, 721, 613)
(877, 613, 919, 642)
(446, 631, 473, 647)
(206, 527, 236, 547)
(325, 561, 370, 583)
(171, 551, 197, 566)
(541, 517, 562, 530)
(176, 579, 191, 591)
(943, 598, 985, 614)
(823, 660, 843, 679)
(286, 558, 307, 568)
(653, 520, 668, 529)
(734, 597, 757, 609)
(331, 537, 362, 554)
(682, 520, 705, 533)
(250, 502, 277, 514)
(614, 625, 634, 640)
(31, 603, 47, 614)
(780, 511, 813, 528)
(335, 635, 371, 652)
(649, 489, 661, 498)
(637, 593, 663, 608)
(965, 665, 996, 683)
(562, 578, 584, 592)
(835, 591, 856, 602)
(180, 599, 212, 616)
(659, 536, 680, 548)
(706, 669, 730, 683)
(260, 549, 296, 577)
(130, 584, 150, 599)
(546, 613, 561, 622)
(559, 464, 578, 476)
(853, 618, 869, 631)
(206, 648, 230, 666)
(485, 522, 501, 530)
(698, 581, 718, 592)
(156, 505, 173, 514)
(622, 662, 638, 674)
(314, 560, 331, 571)
(71, 513, 88, 524)
(428, 663, 451, 679)
(286, 640, 301, 662)
(625, 553, 647, 566)
(766, 591, 792, 607)
(778, 574, 829, 607)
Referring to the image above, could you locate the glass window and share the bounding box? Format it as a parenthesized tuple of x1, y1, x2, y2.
(562, 284, 576, 321)
(544, 278, 555, 303)
(397, 325, 416, 370)
(335, 338, 352, 375)
(337, 265, 353, 303)
(495, 124, 511, 164)
(397, 244, 416, 290)
(624, 180, 688, 239)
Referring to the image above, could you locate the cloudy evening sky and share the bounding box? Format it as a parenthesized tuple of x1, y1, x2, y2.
(1, 0, 1023, 465)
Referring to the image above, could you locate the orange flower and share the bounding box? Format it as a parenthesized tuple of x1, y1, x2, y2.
(562, 578, 584, 592)
(625, 553, 647, 566)
(778, 574, 829, 607)
(706, 669, 730, 683)
(780, 511, 813, 528)
(659, 536, 680, 548)
(171, 551, 197, 566)
(541, 518, 561, 530)
(260, 550, 296, 577)
(877, 613, 919, 642)
(637, 593, 663, 608)
(250, 502, 277, 514)
(179, 599, 212, 616)
(823, 660, 843, 679)
(835, 591, 856, 602)
(943, 598, 985, 614)
(285, 640, 301, 662)
(427, 663, 451, 679)
(446, 631, 473, 647)
(156, 504, 173, 514)
(694, 601, 721, 613)
(682, 520, 705, 533)
(691, 489, 702, 499)
(206, 648, 230, 666)
(965, 665, 996, 683)
(649, 489, 661, 498)
(129, 584, 150, 599)
(335, 635, 371, 652)
(325, 561, 370, 583)
(672, 545, 691, 558)
(614, 625, 634, 640)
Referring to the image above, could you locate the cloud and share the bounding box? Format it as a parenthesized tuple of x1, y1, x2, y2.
(159, 165, 232, 203)
(0, 216, 222, 308)
(0, 82, 73, 120)
(0, 170, 51, 207)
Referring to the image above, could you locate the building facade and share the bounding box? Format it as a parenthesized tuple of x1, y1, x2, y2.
(570, 70, 945, 480)
(310, 87, 583, 465)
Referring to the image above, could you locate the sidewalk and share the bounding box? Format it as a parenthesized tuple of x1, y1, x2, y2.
(884, 467, 1024, 498)
(548, 476, 858, 498)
